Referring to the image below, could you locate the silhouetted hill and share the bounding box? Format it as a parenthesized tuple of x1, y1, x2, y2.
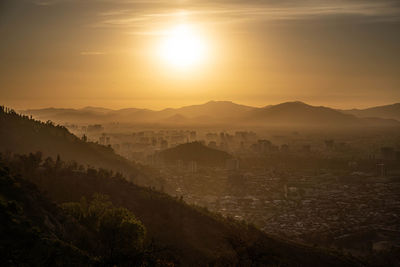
(159, 100, 253, 119)
(160, 142, 232, 166)
(163, 114, 190, 124)
(22, 101, 253, 124)
(80, 106, 113, 114)
(247, 101, 358, 125)
(343, 103, 400, 121)
(0, 153, 357, 266)
(0, 107, 157, 186)
(21, 101, 400, 127)
(22, 107, 115, 123)
(245, 101, 400, 127)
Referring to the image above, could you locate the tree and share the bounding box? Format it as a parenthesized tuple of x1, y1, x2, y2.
(62, 194, 146, 265)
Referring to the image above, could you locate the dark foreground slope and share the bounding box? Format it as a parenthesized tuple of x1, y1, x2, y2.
(1, 154, 358, 267)
(0, 165, 95, 266)
(0, 162, 150, 266)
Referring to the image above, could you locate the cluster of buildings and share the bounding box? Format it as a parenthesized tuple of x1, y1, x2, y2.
(161, 167, 400, 258)
(64, 122, 400, 260)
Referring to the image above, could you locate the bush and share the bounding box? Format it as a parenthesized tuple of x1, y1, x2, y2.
(62, 194, 146, 265)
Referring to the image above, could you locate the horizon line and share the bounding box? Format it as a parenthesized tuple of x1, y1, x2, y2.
(7, 99, 400, 112)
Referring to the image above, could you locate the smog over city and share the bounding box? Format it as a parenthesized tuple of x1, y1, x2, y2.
(1, 0, 400, 266)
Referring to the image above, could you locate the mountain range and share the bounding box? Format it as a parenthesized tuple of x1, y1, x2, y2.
(21, 101, 400, 127)
(342, 103, 400, 121)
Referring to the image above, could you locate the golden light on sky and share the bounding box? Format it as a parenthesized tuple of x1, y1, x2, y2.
(0, 0, 400, 109)
(158, 24, 208, 70)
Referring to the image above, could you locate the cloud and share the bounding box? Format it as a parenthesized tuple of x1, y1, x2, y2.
(32, 0, 72, 6)
(89, 0, 400, 34)
(30, 0, 400, 34)
(80, 51, 105, 56)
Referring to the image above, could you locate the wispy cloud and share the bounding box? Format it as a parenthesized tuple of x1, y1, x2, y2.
(98, 10, 131, 17)
(80, 51, 105, 56)
(32, 0, 72, 6)
(31, 0, 400, 34)
(89, 0, 400, 34)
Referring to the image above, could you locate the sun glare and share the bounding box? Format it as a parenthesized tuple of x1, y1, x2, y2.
(159, 24, 208, 69)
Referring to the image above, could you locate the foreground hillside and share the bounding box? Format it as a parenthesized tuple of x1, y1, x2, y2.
(1, 153, 357, 266)
(0, 161, 150, 266)
(0, 163, 95, 265)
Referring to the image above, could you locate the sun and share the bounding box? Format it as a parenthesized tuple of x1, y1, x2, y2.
(159, 24, 208, 69)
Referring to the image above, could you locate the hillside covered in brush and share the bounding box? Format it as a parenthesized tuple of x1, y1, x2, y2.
(0, 159, 157, 266)
(0, 153, 357, 266)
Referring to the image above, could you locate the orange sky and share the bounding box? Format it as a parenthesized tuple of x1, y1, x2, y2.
(1, 0, 400, 110)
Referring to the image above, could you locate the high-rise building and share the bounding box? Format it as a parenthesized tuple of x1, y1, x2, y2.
(381, 147, 395, 160)
(376, 163, 386, 177)
(160, 139, 168, 150)
(189, 161, 197, 173)
(190, 131, 197, 141)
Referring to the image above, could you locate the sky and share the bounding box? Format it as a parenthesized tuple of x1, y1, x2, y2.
(1, 0, 400, 110)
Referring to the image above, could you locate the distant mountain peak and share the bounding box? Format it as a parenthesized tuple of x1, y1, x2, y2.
(164, 113, 188, 123)
(80, 106, 112, 113)
(269, 101, 313, 111)
(276, 101, 308, 106)
(19, 100, 400, 126)
(342, 102, 400, 121)
(205, 100, 233, 104)
(81, 106, 103, 109)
